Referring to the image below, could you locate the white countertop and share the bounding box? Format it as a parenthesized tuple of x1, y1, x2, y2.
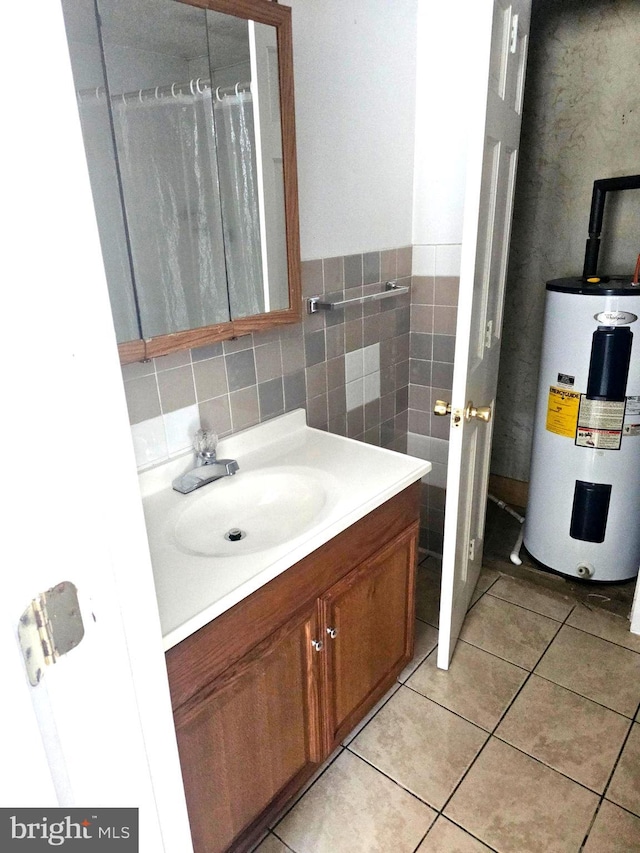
(140, 410, 432, 650)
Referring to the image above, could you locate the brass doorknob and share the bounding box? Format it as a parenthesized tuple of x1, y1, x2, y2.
(465, 401, 492, 422)
(433, 400, 492, 422)
(434, 400, 452, 416)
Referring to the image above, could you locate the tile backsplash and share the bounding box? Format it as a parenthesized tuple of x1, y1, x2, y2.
(121, 245, 458, 554)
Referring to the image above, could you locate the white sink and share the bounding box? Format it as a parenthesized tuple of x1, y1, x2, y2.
(140, 409, 431, 649)
(173, 466, 333, 557)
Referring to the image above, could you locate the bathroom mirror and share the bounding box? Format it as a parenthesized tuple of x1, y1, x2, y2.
(61, 0, 301, 363)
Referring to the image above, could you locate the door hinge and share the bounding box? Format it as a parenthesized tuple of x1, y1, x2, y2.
(468, 538, 476, 562)
(18, 582, 85, 686)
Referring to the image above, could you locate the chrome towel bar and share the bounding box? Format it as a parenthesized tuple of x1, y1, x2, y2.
(307, 280, 409, 314)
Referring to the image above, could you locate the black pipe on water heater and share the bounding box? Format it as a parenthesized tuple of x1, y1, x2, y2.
(582, 174, 640, 278)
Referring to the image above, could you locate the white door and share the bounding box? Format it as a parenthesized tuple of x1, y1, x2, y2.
(437, 0, 531, 669)
(2, 4, 193, 850)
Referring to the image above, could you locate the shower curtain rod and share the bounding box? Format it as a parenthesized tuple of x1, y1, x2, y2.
(76, 78, 251, 104)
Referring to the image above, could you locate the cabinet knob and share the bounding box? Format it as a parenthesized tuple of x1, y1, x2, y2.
(326, 627, 338, 639)
(311, 639, 324, 652)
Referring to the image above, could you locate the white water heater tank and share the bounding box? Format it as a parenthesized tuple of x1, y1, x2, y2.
(524, 278, 640, 582)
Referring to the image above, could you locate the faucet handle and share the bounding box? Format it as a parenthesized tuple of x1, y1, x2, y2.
(194, 428, 218, 459)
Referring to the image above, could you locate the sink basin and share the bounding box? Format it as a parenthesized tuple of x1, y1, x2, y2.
(172, 466, 332, 557)
(140, 409, 432, 649)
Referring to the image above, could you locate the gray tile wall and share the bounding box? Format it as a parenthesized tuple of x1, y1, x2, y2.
(408, 274, 459, 554)
(122, 246, 412, 450)
(120, 250, 458, 555)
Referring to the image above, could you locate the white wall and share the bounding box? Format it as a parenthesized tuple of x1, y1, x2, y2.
(412, 1, 467, 252)
(288, 0, 468, 268)
(288, 0, 418, 260)
(411, 0, 475, 281)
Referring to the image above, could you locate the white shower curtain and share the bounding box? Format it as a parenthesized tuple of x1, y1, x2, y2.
(213, 90, 265, 318)
(77, 97, 140, 344)
(78, 84, 264, 338)
(112, 90, 231, 338)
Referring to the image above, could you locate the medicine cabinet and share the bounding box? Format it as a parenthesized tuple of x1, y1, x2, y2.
(61, 0, 301, 363)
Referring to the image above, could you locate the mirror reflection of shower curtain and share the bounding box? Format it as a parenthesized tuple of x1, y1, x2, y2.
(112, 91, 231, 338)
(76, 98, 141, 344)
(213, 91, 265, 318)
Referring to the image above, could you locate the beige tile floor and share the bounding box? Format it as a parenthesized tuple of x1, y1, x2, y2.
(255, 554, 640, 853)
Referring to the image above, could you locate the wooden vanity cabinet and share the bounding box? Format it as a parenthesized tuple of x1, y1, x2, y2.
(165, 482, 420, 853)
(172, 605, 322, 853)
(320, 526, 416, 749)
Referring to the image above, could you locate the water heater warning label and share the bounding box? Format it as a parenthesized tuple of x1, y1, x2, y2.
(576, 397, 625, 450)
(623, 397, 640, 436)
(576, 428, 622, 449)
(545, 386, 580, 437)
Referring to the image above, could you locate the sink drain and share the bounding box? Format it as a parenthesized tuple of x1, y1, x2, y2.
(224, 528, 246, 542)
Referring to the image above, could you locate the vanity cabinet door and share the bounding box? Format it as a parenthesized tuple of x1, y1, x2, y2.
(320, 525, 418, 749)
(173, 606, 323, 853)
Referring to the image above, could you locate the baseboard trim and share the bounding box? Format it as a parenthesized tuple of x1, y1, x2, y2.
(488, 474, 528, 510)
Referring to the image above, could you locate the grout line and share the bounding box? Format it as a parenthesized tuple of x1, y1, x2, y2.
(485, 604, 573, 732)
(268, 830, 298, 853)
(489, 731, 622, 797)
(269, 829, 300, 853)
(579, 800, 602, 852)
(435, 603, 571, 817)
(600, 717, 637, 804)
(470, 589, 567, 625)
(402, 678, 492, 734)
(343, 742, 446, 812)
(599, 797, 640, 822)
(485, 587, 577, 622)
(250, 830, 297, 853)
(580, 793, 640, 851)
(268, 746, 345, 834)
(559, 620, 640, 657)
(465, 586, 497, 613)
(415, 614, 438, 628)
(341, 682, 403, 747)
(436, 728, 494, 817)
(453, 625, 561, 676)
(415, 616, 439, 631)
(449, 636, 529, 672)
(410, 819, 435, 853)
(417, 815, 500, 853)
(531, 671, 638, 720)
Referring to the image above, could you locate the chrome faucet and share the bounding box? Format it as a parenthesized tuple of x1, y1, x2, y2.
(172, 429, 239, 494)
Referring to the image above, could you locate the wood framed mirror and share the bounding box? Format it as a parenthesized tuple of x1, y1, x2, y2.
(62, 0, 301, 364)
